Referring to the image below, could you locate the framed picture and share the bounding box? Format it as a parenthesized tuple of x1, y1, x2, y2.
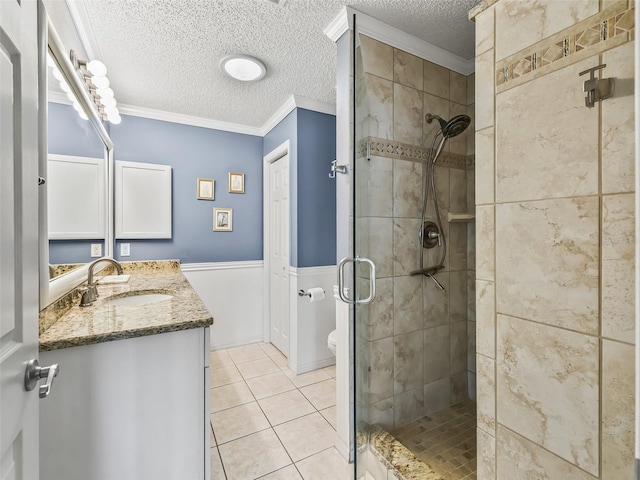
(197, 178, 214, 200)
(213, 207, 233, 232)
(228, 172, 245, 194)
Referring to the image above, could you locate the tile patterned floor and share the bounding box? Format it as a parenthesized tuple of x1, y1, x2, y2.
(390, 400, 477, 480)
(209, 342, 349, 480)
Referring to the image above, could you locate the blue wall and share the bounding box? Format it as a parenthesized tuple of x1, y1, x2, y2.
(264, 108, 336, 267)
(110, 114, 263, 263)
(48, 102, 106, 264)
(48, 103, 336, 268)
(296, 109, 336, 267)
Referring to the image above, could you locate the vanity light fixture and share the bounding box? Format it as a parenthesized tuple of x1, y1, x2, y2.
(68, 51, 122, 124)
(220, 54, 266, 82)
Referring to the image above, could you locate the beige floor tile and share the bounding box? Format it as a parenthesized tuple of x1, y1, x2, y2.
(322, 365, 337, 378)
(210, 447, 226, 479)
(211, 401, 271, 444)
(320, 406, 337, 430)
(246, 371, 297, 400)
(219, 429, 292, 480)
(274, 413, 336, 462)
(259, 390, 316, 426)
(236, 357, 281, 380)
(283, 368, 332, 388)
(257, 465, 302, 479)
(210, 349, 234, 369)
(228, 343, 269, 364)
(271, 353, 289, 369)
(211, 381, 255, 413)
(260, 342, 284, 357)
(295, 447, 351, 479)
(211, 365, 243, 388)
(300, 379, 336, 411)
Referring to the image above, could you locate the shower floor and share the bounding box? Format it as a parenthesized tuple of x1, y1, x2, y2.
(390, 400, 477, 480)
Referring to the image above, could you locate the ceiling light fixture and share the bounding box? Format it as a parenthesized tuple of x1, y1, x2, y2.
(220, 55, 266, 82)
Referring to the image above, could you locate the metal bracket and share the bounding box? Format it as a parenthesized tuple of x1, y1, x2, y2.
(329, 159, 348, 178)
(579, 64, 614, 108)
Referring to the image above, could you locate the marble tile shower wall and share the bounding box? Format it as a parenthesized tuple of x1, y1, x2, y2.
(355, 34, 476, 431)
(472, 0, 635, 479)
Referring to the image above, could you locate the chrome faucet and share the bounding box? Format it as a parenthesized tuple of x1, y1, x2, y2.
(80, 258, 123, 307)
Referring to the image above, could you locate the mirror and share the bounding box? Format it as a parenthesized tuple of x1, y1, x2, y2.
(39, 12, 114, 308)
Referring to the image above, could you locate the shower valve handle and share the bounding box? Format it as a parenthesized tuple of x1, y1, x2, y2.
(427, 231, 442, 247)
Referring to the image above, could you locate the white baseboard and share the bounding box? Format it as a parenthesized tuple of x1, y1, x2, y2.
(211, 335, 264, 352)
(292, 356, 336, 375)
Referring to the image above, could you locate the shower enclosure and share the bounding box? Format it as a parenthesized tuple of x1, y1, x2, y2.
(347, 17, 477, 479)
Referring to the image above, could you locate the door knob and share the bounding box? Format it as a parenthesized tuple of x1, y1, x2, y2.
(24, 359, 60, 398)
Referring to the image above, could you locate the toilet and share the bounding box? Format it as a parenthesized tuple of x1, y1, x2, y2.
(327, 329, 337, 355)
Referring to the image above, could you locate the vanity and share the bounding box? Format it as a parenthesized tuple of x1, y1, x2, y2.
(38, 11, 212, 480)
(38, 261, 212, 480)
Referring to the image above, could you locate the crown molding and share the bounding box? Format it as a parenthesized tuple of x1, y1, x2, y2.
(259, 94, 336, 136)
(324, 7, 475, 75)
(116, 103, 263, 136)
(65, 0, 101, 60)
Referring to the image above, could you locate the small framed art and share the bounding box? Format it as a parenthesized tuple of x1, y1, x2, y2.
(228, 172, 244, 194)
(197, 178, 214, 200)
(213, 207, 233, 231)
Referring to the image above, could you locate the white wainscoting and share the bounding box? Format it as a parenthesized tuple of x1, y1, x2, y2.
(182, 261, 264, 351)
(289, 265, 337, 374)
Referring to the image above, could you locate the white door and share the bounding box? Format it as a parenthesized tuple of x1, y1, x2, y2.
(269, 154, 290, 356)
(1, 1, 41, 479)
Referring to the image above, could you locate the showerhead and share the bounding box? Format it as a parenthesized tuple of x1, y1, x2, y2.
(425, 113, 471, 138)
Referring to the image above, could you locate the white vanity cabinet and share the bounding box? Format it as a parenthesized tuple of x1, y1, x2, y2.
(39, 327, 210, 480)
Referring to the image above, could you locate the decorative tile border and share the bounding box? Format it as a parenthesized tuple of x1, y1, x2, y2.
(496, 2, 634, 91)
(360, 137, 474, 170)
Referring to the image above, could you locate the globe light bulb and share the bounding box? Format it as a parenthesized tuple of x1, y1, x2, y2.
(87, 60, 107, 77)
(107, 113, 122, 124)
(91, 76, 109, 89)
(96, 87, 114, 99)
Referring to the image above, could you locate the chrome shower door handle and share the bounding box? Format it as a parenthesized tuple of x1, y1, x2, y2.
(337, 256, 376, 305)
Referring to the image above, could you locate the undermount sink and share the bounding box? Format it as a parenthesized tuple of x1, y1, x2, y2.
(104, 291, 173, 307)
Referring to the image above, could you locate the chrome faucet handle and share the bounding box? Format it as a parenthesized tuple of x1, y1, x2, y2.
(79, 287, 93, 307)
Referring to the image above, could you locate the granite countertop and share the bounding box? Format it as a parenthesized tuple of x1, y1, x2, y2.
(39, 260, 213, 351)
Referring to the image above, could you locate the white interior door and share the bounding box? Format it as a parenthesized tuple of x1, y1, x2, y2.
(269, 154, 290, 356)
(0, 1, 41, 479)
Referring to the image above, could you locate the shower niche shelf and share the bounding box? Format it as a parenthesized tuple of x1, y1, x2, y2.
(447, 213, 475, 223)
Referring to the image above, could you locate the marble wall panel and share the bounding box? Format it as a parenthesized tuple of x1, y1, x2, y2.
(496, 315, 599, 475)
(450, 321, 468, 375)
(357, 217, 394, 278)
(450, 71, 467, 105)
(475, 49, 494, 131)
(475, 4, 494, 55)
(476, 280, 495, 358)
(450, 371, 468, 404)
(602, 42, 635, 194)
(449, 271, 468, 323)
(476, 354, 495, 434)
(475, 205, 495, 281)
(449, 223, 468, 271)
(477, 428, 496, 480)
(424, 378, 451, 415)
(393, 49, 423, 91)
(497, 426, 598, 480)
(602, 339, 635, 479)
(494, 0, 599, 61)
(362, 276, 394, 342)
(393, 218, 421, 276)
(393, 159, 422, 218)
(475, 127, 494, 205)
(423, 60, 450, 99)
(394, 387, 425, 427)
(393, 275, 423, 335)
(369, 337, 394, 405)
(357, 155, 393, 218)
(394, 332, 424, 395)
(496, 57, 599, 203)
(467, 73, 475, 106)
(423, 325, 450, 384)
(364, 73, 394, 140)
(423, 272, 449, 328)
(496, 197, 599, 334)
(602, 193, 635, 343)
(394, 84, 423, 145)
(359, 35, 393, 80)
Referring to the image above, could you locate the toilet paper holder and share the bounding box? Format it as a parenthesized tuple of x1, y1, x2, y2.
(298, 288, 325, 297)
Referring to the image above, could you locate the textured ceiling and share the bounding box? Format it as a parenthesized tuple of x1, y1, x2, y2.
(79, 0, 479, 128)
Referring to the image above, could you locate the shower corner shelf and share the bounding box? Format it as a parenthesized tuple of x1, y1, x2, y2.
(447, 212, 475, 223)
